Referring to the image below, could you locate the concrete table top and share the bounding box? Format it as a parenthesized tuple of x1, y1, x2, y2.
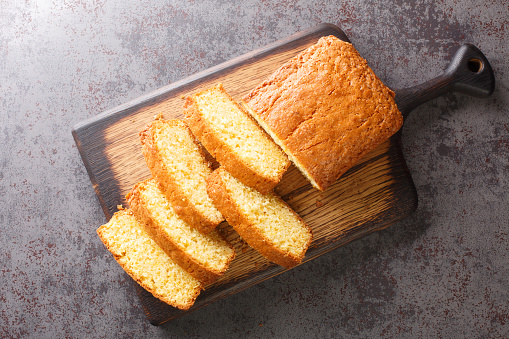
(1, 1, 507, 337)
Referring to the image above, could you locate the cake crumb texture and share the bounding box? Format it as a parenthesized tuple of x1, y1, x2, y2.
(207, 167, 312, 268)
(183, 83, 290, 194)
(126, 178, 235, 284)
(96, 209, 202, 310)
(140, 119, 223, 234)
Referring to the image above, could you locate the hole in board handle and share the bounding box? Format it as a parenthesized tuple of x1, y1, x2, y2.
(467, 58, 483, 73)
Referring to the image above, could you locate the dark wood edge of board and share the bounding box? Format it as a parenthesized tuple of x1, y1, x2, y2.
(72, 130, 109, 215)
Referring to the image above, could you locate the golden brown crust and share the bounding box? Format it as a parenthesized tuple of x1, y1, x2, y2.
(183, 84, 289, 195)
(206, 168, 312, 269)
(139, 119, 223, 234)
(242, 35, 403, 191)
(126, 180, 233, 284)
(151, 286, 200, 310)
(97, 210, 202, 310)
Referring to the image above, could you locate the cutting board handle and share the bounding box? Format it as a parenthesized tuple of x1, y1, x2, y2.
(395, 44, 495, 119)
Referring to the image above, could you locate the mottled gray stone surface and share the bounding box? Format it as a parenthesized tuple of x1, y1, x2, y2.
(1, 0, 508, 337)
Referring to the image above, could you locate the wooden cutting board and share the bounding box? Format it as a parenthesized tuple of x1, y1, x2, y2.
(72, 23, 495, 325)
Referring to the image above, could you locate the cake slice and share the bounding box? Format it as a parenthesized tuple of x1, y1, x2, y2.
(140, 118, 223, 234)
(206, 167, 312, 269)
(126, 179, 235, 284)
(97, 209, 202, 310)
(242, 35, 403, 191)
(183, 83, 290, 194)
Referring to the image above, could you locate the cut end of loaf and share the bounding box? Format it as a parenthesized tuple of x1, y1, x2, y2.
(241, 101, 324, 191)
(242, 35, 403, 191)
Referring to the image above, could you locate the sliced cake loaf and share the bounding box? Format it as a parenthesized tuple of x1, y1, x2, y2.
(242, 35, 403, 191)
(126, 178, 235, 284)
(97, 209, 202, 310)
(206, 167, 313, 269)
(140, 118, 223, 234)
(183, 83, 290, 195)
